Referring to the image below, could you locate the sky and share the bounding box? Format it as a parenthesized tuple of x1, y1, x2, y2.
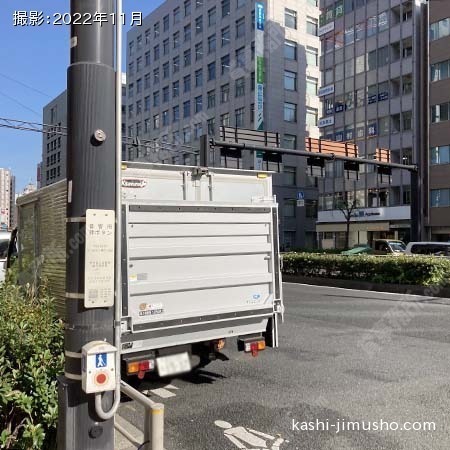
(0, 0, 164, 192)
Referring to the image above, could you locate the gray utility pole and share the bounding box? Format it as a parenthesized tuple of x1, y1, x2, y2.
(58, 0, 116, 449)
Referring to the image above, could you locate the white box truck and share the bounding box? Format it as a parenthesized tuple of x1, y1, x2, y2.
(15, 162, 283, 378)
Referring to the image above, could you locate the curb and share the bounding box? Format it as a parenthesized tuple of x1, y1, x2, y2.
(282, 275, 450, 298)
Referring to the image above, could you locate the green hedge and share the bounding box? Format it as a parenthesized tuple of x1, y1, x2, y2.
(0, 281, 64, 449)
(282, 253, 450, 286)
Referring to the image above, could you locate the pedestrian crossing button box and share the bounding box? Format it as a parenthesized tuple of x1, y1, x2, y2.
(81, 341, 117, 394)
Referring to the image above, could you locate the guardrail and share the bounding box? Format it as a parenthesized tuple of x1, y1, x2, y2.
(116, 380, 164, 450)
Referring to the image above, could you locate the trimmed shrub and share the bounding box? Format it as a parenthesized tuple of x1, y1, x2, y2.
(282, 253, 450, 286)
(0, 282, 64, 449)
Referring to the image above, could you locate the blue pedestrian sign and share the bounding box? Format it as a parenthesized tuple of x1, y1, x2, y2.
(297, 191, 305, 201)
(95, 353, 107, 368)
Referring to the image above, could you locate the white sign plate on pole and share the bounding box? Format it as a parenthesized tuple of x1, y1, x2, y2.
(85, 209, 115, 308)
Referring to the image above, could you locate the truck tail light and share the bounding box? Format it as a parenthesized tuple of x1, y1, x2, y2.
(244, 340, 266, 357)
(127, 359, 155, 377)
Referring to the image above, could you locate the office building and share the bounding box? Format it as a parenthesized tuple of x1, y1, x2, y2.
(316, 0, 427, 248)
(41, 74, 127, 187)
(126, 0, 322, 249)
(0, 168, 15, 230)
(428, 1, 450, 241)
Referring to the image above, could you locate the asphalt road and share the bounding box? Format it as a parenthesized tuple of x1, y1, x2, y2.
(116, 283, 450, 450)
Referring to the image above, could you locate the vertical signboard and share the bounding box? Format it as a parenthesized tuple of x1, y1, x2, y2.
(254, 2, 265, 170)
(255, 2, 265, 132)
(85, 209, 115, 308)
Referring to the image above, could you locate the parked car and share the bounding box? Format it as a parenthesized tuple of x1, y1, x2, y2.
(372, 239, 406, 255)
(405, 242, 450, 257)
(341, 246, 373, 255)
(0, 230, 11, 283)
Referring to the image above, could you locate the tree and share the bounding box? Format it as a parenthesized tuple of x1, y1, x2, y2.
(336, 196, 360, 250)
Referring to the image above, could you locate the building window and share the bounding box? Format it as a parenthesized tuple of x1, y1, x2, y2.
(306, 17, 318, 36)
(235, 107, 245, 127)
(306, 46, 318, 66)
(173, 31, 180, 48)
(430, 18, 450, 41)
(284, 200, 296, 218)
(145, 51, 151, 66)
(195, 95, 203, 113)
(236, 47, 245, 68)
(184, 49, 191, 66)
(284, 71, 297, 91)
(185, 0, 191, 16)
(221, 84, 230, 103)
(208, 7, 216, 26)
(285, 9, 297, 29)
(162, 111, 169, 127)
(184, 75, 191, 93)
(221, 54, 231, 75)
(235, 77, 245, 97)
(184, 101, 191, 118)
(163, 38, 169, 55)
(163, 14, 169, 32)
(153, 114, 160, 130)
(306, 107, 318, 126)
(402, 111, 412, 131)
(431, 145, 450, 165)
(194, 123, 203, 139)
(431, 189, 450, 207)
(207, 90, 216, 109)
(195, 69, 203, 87)
(221, 113, 230, 126)
(284, 40, 297, 60)
(207, 118, 215, 135)
(174, 7, 181, 24)
(432, 102, 450, 123)
(153, 91, 160, 107)
(173, 56, 180, 73)
(173, 105, 180, 122)
(208, 62, 216, 80)
(162, 86, 169, 103)
(196, 15, 203, 34)
(306, 76, 318, 96)
(283, 166, 296, 185)
(431, 59, 450, 82)
(222, 26, 231, 46)
(208, 34, 216, 53)
(184, 127, 192, 143)
(284, 103, 297, 123)
(222, 0, 230, 17)
(236, 17, 245, 38)
(173, 81, 179, 98)
(195, 42, 203, 61)
(163, 62, 169, 78)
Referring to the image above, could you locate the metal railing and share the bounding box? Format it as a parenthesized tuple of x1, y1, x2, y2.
(116, 380, 164, 450)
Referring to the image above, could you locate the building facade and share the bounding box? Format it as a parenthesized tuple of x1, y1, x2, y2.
(0, 168, 15, 230)
(126, 0, 322, 249)
(428, 1, 450, 241)
(41, 75, 127, 187)
(316, 0, 427, 248)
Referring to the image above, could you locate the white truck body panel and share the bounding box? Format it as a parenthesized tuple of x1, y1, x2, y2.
(16, 163, 283, 359)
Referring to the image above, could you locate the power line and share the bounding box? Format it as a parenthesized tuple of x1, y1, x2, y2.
(0, 116, 198, 155)
(0, 72, 52, 99)
(0, 90, 42, 117)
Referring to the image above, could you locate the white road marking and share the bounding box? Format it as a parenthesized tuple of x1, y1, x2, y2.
(149, 388, 177, 398)
(215, 420, 286, 449)
(283, 282, 438, 299)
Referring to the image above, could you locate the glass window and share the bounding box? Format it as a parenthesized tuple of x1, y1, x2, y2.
(356, 54, 365, 74)
(284, 102, 297, 122)
(235, 107, 245, 127)
(431, 59, 450, 82)
(432, 103, 450, 123)
(208, 62, 216, 80)
(307, 17, 318, 35)
(222, 0, 230, 17)
(196, 15, 203, 34)
(284, 40, 297, 60)
(345, 26, 354, 45)
(221, 84, 230, 103)
(306, 46, 318, 66)
(431, 189, 450, 207)
(236, 47, 245, 68)
(195, 69, 203, 87)
(285, 9, 297, 30)
(221, 54, 230, 74)
(306, 76, 318, 95)
(195, 95, 203, 113)
(430, 18, 450, 41)
(235, 77, 245, 97)
(208, 7, 216, 26)
(222, 26, 231, 46)
(236, 17, 245, 38)
(283, 136, 297, 150)
(431, 146, 450, 165)
(207, 90, 216, 109)
(283, 166, 296, 185)
(367, 15, 377, 36)
(367, 50, 377, 71)
(378, 11, 389, 32)
(208, 34, 216, 53)
(284, 71, 297, 91)
(306, 107, 318, 126)
(195, 42, 203, 61)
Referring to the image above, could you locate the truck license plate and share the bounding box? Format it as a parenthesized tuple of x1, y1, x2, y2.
(156, 352, 191, 377)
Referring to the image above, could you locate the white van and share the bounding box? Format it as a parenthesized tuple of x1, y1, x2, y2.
(405, 242, 450, 257)
(0, 231, 11, 283)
